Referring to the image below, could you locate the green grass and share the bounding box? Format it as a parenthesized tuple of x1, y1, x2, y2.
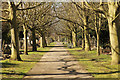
(49, 42, 56, 46)
(68, 47, 120, 78)
(1, 42, 56, 78)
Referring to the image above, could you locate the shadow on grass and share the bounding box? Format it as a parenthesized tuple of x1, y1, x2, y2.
(23, 59, 79, 63)
(1, 72, 26, 76)
(27, 50, 82, 53)
(22, 60, 40, 62)
(2, 62, 18, 68)
(77, 58, 108, 63)
(26, 71, 120, 76)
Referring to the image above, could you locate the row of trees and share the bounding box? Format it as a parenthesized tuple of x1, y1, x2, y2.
(1, 2, 58, 61)
(51, 1, 120, 65)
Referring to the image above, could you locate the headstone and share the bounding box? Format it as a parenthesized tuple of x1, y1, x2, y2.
(67, 43, 73, 48)
(3, 45, 11, 55)
(92, 36, 96, 48)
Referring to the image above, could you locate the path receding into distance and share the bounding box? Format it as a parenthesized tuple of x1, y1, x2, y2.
(23, 42, 94, 80)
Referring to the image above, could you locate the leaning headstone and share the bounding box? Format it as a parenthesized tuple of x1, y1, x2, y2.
(2, 45, 11, 59)
(67, 43, 73, 48)
(3, 45, 11, 55)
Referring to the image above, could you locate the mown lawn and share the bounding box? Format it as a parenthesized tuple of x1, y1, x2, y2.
(1, 42, 56, 79)
(68, 47, 120, 79)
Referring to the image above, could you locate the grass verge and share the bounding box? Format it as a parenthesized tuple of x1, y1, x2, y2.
(1, 42, 56, 78)
(68, 47, 120, 78)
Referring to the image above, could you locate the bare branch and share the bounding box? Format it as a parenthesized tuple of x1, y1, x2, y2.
(84, 0, 107, 15)
(40, 20, 53, 27)
(112, 12, 120, 22)
(73, 3, 84, 21)
(0, 17, 11, 22)
(47, 20, 60, 27)
(49, 14, 80, 26)
(17, 2, 45, 10)
(72, 2, 84, 11)
(0, 9, 9, 12)
(16, 2, 22, 8)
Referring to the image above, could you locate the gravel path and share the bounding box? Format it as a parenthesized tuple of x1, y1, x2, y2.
(23, 42, 94, 80)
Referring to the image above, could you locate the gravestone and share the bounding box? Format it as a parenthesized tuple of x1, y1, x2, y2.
(92, 36, 97, 48)
(67, 43, 73, 48)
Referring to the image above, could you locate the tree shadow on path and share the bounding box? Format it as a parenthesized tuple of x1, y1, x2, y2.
(26, 71, 120, 76)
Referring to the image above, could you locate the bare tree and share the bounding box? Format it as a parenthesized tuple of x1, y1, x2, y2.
(1, 1, 44, 60)
(84, 0, 120, 64)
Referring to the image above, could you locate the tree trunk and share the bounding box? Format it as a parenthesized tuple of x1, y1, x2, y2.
(82, 28, 85, 50)
(58, 36, 60, 42)
(96, 32, 100, 56)
(23, 25, 28, 55)
(84, 27, 91, 51)
(83, 16, 91, 51)
(72, 31, 77, 47)
(40, 33, 47, 48)
(107, 2, 120, 64)
(95, 14, 100, 56)
(40, 36, 45, 48)
(2, 40, 5, 52)
(47, 37, 50, 45)
(69, 31, 72, 44)
(43, 34, 47, 47)
(66, 37, 69, 44)
(40, 37, 43, 48)
(32, 28, 37, 51)
(10, 4, 21, 60)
